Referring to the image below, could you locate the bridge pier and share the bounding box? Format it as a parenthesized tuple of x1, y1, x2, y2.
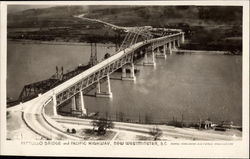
(155, 45, 167, 59)
(95, 75, 113, 98)
(177, 40, 180, 47)
(96, 80, 101, 94)
(121, 63, 136, 81)
(157, 47, 160, 54)
(173, 40, 176, 49)
(79, 90, 87, 115)
(181, 32, 185, 43)
(143, 46, 156, 66)
(52, 94, 58, 116)
(168, 42, 172, 54)
(71, 92, 87, 116)
(71, 95, 77, 113)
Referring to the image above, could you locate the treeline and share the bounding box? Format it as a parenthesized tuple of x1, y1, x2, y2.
(197, 6, 242, 23)
(87, 6, 242, 25)
(8, 6, 242, 28)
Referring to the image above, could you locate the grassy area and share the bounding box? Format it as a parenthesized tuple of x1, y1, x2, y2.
(76, 128, 116, 140)
(136, 135, 153, 140)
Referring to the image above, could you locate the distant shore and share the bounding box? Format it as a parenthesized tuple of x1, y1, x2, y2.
(8, 39, 115, 47)
(173, 49, 232, 55)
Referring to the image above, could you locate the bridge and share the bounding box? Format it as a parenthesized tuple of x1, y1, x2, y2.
(54, 31, 184, 116)
(8, 16, 185, 140)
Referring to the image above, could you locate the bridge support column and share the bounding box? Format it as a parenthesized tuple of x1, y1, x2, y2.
(157, 47, 160, 54)
(96, 80, 101, 94)
(168, 42, 172, 55)
(164, 45, 167, 58)
(121, 63, 136, 81)
(143, 47, 156, 66)
(177, 40, 180, 47)
(181, 32, 185, 43)
(52, 94, 58, 116)
(106, 75, 113, 98)
(143, 52, 148, 63)
(96, 75, 113, 98)
(130, 63, 136, 79)
(152, 49, 156, 65)
(122, 67, 127, 79)
(79, 90, 87, 115)
(71, 95, 77, 114)
(155, 45, 167, 59)
(173, 40, 176, 49)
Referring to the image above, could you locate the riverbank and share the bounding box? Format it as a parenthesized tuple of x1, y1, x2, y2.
(53, 116, 242, 140)
(7, 109, 242, 140)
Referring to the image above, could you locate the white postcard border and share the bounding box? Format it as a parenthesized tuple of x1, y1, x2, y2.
(0, 1, 249, 158)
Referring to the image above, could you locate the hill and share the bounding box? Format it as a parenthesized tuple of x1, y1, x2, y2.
(7, 5, 242, 53)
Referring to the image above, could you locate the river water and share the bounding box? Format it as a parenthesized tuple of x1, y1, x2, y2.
(7, 41, 242, 125)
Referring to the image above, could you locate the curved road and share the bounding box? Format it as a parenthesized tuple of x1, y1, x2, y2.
(52, 116, 241, 141)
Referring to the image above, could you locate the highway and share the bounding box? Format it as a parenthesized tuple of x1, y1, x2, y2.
(20, 92, 82, 140)
(53, 116, 241, 141)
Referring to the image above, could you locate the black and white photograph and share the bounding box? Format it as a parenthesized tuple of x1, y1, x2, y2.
(0, 1, 249, 158)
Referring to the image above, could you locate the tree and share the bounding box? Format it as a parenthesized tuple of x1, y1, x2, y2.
(149, 126, 163, 140)
(91, 118, 114, 135)
(104, 53, 111, 59)
(72, 128, 76, 134)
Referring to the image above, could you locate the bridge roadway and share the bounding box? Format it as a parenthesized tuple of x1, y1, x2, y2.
(74, 14, 132, 31)
(8, 17, 184, 140)
(75, 14, 181, 35)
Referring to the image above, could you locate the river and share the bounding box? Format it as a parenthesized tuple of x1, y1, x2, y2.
(7, 41, 242, 125)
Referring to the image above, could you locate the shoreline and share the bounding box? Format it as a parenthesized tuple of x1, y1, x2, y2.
(173, 49, 232, 55)
(7, 109, 242, 140)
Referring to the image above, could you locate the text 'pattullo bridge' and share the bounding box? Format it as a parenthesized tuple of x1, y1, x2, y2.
(8, 15, 185, 140)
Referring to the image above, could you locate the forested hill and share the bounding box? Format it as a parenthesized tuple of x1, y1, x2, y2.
(85, 6, 242, 53)
(8, 5, 242, 53)
(8, 6, 87, 28)
(8, 6, 242, 27)
(85, 6, 242, 26)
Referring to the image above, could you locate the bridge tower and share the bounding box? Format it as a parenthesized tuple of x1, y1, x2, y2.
(89, 43, 98, 67)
